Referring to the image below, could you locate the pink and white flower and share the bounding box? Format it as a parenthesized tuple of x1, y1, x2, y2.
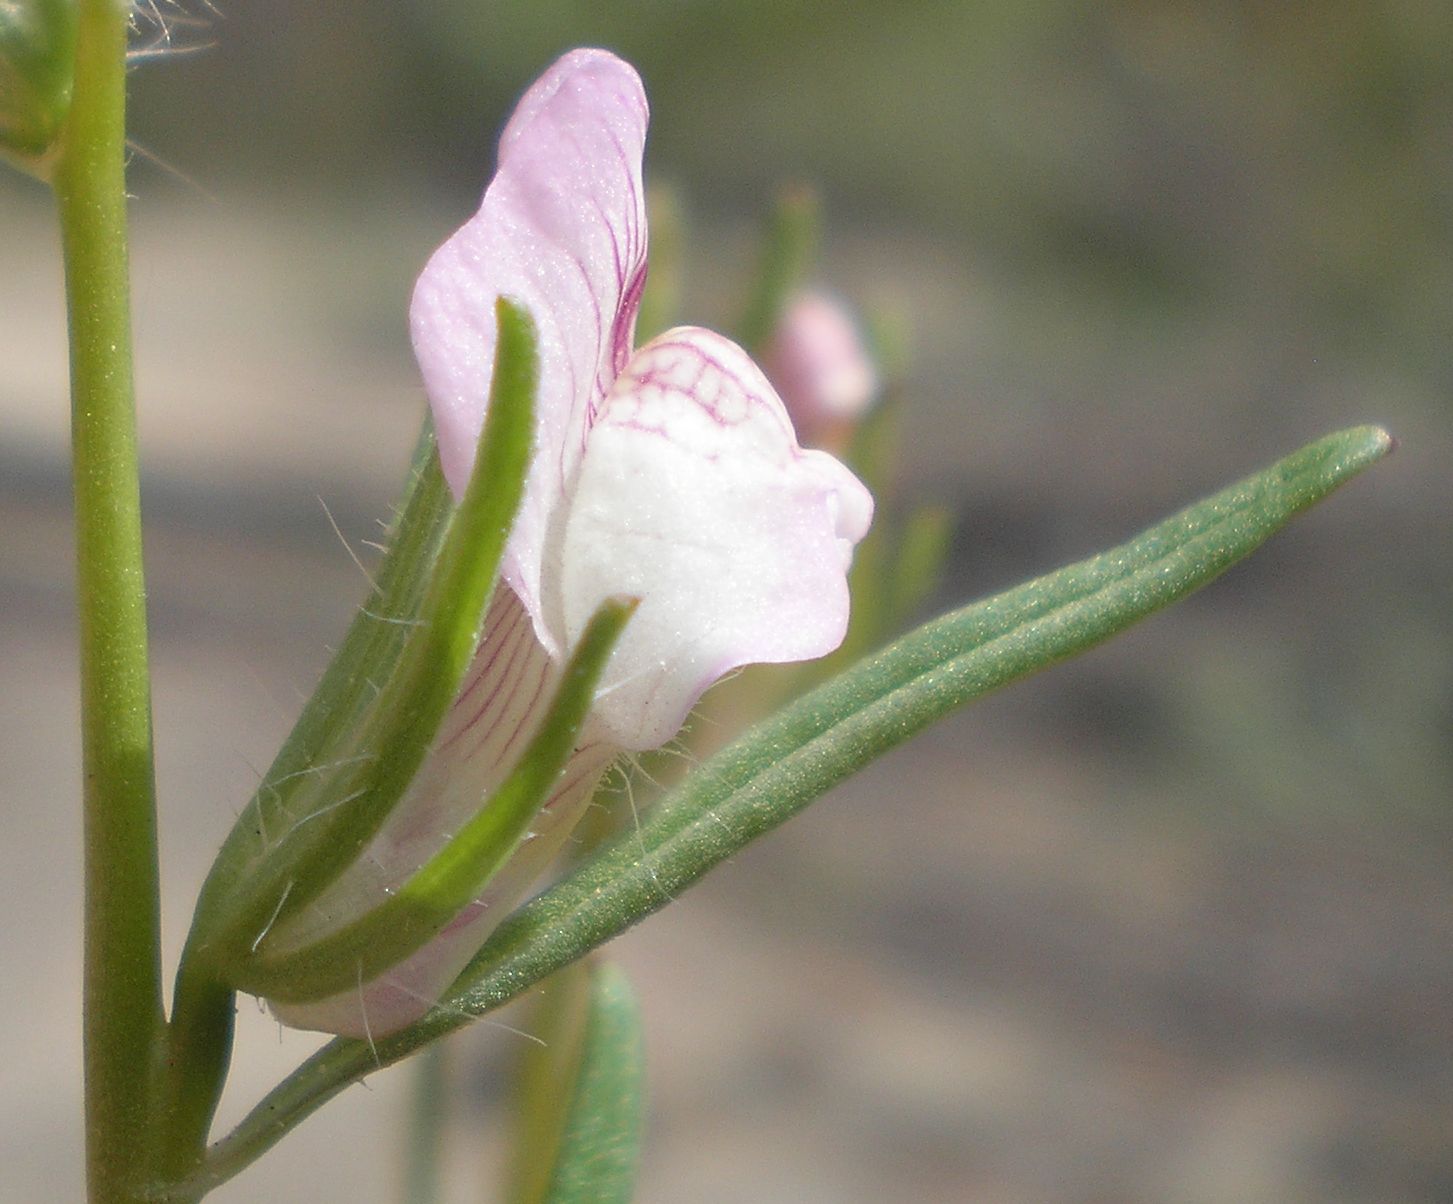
(269, 49, 872, 1037)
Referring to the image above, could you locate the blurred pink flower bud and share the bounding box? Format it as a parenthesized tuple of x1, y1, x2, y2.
(763, 289, 879, 450)
(269, 50, 872, 1037)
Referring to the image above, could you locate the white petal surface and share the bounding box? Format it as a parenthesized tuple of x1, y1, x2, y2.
(410, 49, 648, 654)
(559, 327, 874, 749)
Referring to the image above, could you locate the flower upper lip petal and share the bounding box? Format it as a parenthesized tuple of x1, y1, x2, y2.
(410, 48, 872, 749)
(409, 49, 649, 650)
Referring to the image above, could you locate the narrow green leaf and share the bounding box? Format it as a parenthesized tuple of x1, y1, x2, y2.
(235, 597, 636, 1003)
(736, 184, 820, 353)
(887, 503, 952, 627)
(506, 962, 645, 1204)
(178, 426, 1390, 1198)
(200, 298, 539, 965)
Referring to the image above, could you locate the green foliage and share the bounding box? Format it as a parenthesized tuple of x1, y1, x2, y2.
(634, 182, 684, 342)
(507, 961, 645, 1204)
(737, 184, 820, 353)
(237, 598, 635, 1003)
(825, 398, 952, 672)
(439, 428, 1390, 1022)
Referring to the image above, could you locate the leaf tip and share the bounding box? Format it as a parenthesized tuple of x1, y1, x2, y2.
(1306, 425, 1394, 492)
(1345, 424, 1396, 473)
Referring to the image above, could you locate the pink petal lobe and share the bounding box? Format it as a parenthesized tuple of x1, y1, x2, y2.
(410, 49, 649, 653)
(558, 327, 874, 750)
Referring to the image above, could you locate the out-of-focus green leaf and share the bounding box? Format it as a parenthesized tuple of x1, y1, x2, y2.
(737, 184, 820, 353)
(506, 961, 645, 1204)
(887, 503, 952, 628)
(635, 182, 684, 342)
(0, 0, 76, 171)
(401, 1043, 450, 1204)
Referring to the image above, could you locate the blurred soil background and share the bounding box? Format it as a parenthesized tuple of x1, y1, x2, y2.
(2, 2, 1450, 1201)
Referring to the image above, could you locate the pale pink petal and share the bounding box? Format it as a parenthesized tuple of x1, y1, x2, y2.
(557, 327, 874, 750)
(409, 48, 649, 655)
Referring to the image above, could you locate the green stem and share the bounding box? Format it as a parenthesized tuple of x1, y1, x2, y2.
(401, 1044, 451, 1204)
(52, 3, 164, 1202)
(736, 184, 819, 353)
(151, 963, 235, 1196)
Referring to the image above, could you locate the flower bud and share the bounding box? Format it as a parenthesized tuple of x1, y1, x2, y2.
(1, 0, 76, 174)
(762, 288, 879, 451)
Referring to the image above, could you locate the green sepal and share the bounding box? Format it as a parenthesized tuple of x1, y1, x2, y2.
(506, 961, 645, 1204)
(736, 184, 821, 353)
(187, 422, 449, 939)
(154, 420, 454, 1174)
(0, 0, 76, 174)
(234, 597, 636, 1004)
(163, 425, 1391, 1197)
(194, 298, 538, 967)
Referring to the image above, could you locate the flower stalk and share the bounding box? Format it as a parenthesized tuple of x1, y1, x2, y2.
(737, 184, 820, 353)
(52, 1, 164, 1201)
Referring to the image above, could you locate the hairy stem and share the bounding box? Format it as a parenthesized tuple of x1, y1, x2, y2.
(53, 2, 165, 1201)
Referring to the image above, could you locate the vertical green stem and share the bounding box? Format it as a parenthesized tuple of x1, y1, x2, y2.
(402, 1043, 451, 1204)
(53, 3, 165, 1201)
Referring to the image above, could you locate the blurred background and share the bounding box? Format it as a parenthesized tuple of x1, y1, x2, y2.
(2, 2, 1450, 1200)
